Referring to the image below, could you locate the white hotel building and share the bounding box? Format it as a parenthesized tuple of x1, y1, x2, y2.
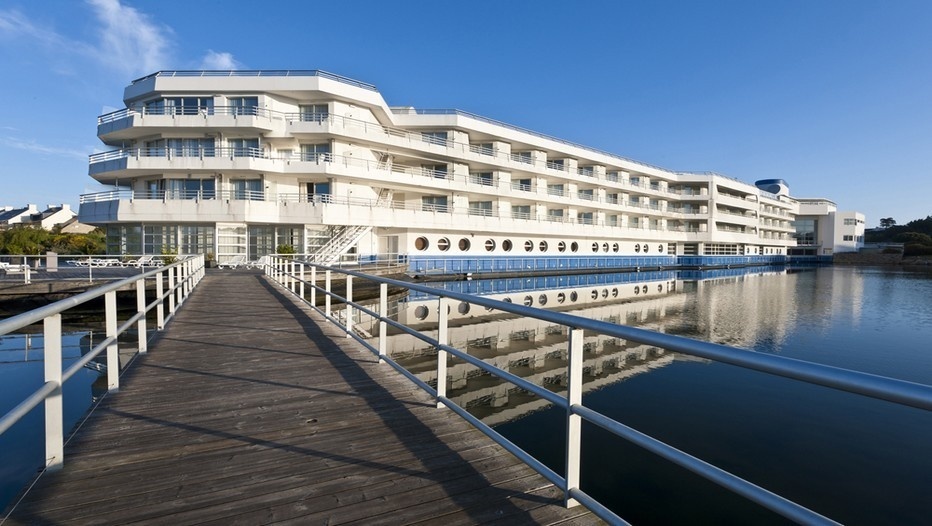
(80, 70, 845, 273)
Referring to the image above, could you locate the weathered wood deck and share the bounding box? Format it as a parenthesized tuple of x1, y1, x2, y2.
(4, 270, 598, 525)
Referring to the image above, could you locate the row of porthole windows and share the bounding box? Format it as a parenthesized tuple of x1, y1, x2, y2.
(411, 283, 667, 320)
(415, 236, 667, 254)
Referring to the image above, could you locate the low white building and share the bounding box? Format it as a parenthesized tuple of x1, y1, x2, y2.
(792, 199, 866, 257)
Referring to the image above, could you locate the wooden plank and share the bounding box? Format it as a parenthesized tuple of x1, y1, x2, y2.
(4, 271, 596, 525)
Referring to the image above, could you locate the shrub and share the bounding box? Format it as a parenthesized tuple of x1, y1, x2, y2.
(904, 244, 932, 256)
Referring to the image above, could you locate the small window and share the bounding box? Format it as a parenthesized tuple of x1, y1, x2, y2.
(458, 302, 470, 314)
(538, 294, 548, 306)
(601, 289, 609, 298)
(414, 305, 429, 320)
(612, 243, 619, 253)
(570, 291, 578, 302)
(602, 242, 609, 252)
(642, 285, 648, 294)
(502, 239, 513, 252)
(539, 241, 548, 252)
(523, 295, 534, 306)
(635, 244, 641, 253)
(459, 238, 471, 251)
(415, 237, 429, 250)
(485, 239, 496, 252)
(612, 288, 618, 297)
(525, 240, 534, 252)
(556, 292, 566, 304)
(634, 286, 640, 295)
(644, 244, 649, 253)
(437, 238, 450, 251)
(592, 242, 599, 252)
(558, 241, 566, 252)
(591, 290, 599, 299)
(658, 244, 664, 253)
(571, 242, 579, 253)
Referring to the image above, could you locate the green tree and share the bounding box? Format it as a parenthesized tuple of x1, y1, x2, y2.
(879, 217, 896, 229)
(893, 232, 932, 246)
(0, 226, 50, 255)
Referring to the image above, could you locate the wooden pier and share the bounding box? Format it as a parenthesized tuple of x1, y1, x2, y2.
(3, 270, 598, 525)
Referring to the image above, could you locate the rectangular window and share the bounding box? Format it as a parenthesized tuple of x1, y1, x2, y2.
(233, 179, 263, 201)
(421, 164, 448, 179)
(577, 189, 594, 201)
(512, 178, 532, 191)
(511, 151, 532, 164)
(547, 209, 564, 221)
(301, 143, 331, 162)
(578, 166, 594, 177)
(546, 159, 565, 171)
(547, 184, 564, 196)
(606, 193, 619, 205)
(305, 182, 331, 202)
(229, 138, 260, 158)
(421, 131, 448, 146)
(299, 104, 329, 122)
(143, 225, 177, 255)
(468, 201, 493, 217)
(422, 195, 449, 213)
(229, 96, 259, 116)
(512, 205, 531, 220)
(578, 212, 593, 224)
(470, 143, 494, 155)
(165, 178, 215, 200)
(164, 138, 214, 157)
(844, 218, 856, 226)
(607, 214, 618, 226)
(606, 171, 619, 182)
(469, 172, 493, 186)
(248, 225, 275, 257)
(843, 235, 854, 241)
(179, 225, 215, 255)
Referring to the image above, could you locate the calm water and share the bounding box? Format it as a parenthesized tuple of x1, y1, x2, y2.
(392, 266, 932, 525)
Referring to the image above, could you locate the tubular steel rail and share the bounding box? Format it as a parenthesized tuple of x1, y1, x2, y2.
(264, 256, 932, 526)
(0, 256, 205, 473)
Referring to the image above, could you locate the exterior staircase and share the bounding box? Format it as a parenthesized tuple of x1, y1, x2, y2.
(310, 188, 393, 265)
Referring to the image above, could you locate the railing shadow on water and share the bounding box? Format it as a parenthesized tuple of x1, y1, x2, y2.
(0, 256, 205, 484)
(263, 255, 932, 526)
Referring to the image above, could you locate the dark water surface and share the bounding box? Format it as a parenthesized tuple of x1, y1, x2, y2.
(493, 266, 932, 525)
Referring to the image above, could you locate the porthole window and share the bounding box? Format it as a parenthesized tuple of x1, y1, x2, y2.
(415, 237, 429, 251)
(601, 288, 609, 298)
(556, 292, 566, 304)
(437, 238, 450, 251)
(602, 242, 609, 252)
(539, 241, 548, 252)
(504, 297, 513, 303)
(459, 238, 471, 251)
(634, 286, 640, 295)
(523, 295, 534, 306)
(658, 284, 663, 292)
(644, 244, 649, 253)
(612, 243, 619, 253)
(570, 291, 579, 302)
(658, 244, 664, 253)
(592, 242, 599, 252)
(458, 302, 471, 314)
(485, 239, 496, 252)
(414, 305, 429, 320)
(635, 243, 641, 253)
(525, 240, 534, 252)
(642, 285, 648, 294)
(503, 239, 513, 252)
(612, 288, 618, 297)
(539, 294, 548, 306)
(591, 290, 599, 299)
(558, 241, 566, 253)
(571, 242, 579, 252)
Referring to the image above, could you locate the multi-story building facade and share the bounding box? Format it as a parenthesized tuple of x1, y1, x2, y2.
(792, 199, 866, 258)
(80, 70, 804, 273)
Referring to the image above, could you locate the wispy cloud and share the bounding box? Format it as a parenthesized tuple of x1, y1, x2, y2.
(0, 136, 88, 160)
(200, 50, 243, 70)
(86, 0, 173, 76)
(0, 9, 94, 56)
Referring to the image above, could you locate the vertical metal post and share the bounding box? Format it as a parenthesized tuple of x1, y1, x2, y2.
(325, 270, 332, 319)
(565, 328, 584, 507)
(156, 271, 165, 330)
(105, 291, 120, 392)
(136, 278, 147, 354)
(290, 259, 296, 293)
(310, 265, 317, 307)
(345, 275, 353, 336)
(298, 263, 305, 299)
(44, 314, 63, 471)
(167, 267, 176, 316)
(378, 282, 387, 363)
(177, 263, 185, 306)
(436, 297, 448, 409)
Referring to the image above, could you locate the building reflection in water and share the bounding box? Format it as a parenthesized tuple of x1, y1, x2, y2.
(349, 265, 815, 426)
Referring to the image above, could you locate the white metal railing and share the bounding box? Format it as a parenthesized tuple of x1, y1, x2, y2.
(265, 258, 932, 525)
(0, 256, 205, 473)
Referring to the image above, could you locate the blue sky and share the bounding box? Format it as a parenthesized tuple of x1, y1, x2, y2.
(1, 0, 930, 226)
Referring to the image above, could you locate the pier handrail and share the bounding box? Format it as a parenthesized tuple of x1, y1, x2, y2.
(0, 255, 205, 473)
(265, 256, 932, 525)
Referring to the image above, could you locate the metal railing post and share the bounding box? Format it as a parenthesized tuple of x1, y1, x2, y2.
(290, 259, 296, 293)
(105, 291, 119, 392)
(436, 297, 448, 409)
(565, 328, 584, 507)
(167, 266, 176, 317)
(156, 271, 165, 330)
(345, 275, 353, 337)
(378, 282, 387, 363)
(298, 263, 305, 299)
(136, 278, 147, 353)
(177, 262, 186, 306)
(325, 270, 332, 319)
(310, 265, 317, 306)
(44, 313, 63, 471)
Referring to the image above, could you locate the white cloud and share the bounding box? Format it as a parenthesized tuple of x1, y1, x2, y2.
(86, 0, 173, 76)
(0, 136, 88, 160)
(200, 50, 242, 70)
